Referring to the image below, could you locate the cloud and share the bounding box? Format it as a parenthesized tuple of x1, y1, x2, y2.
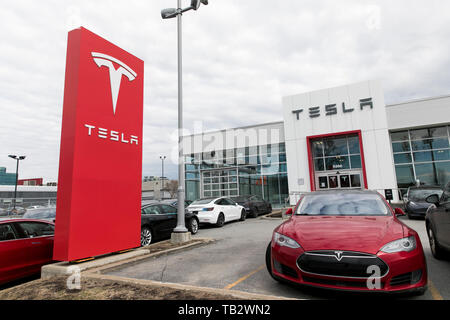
(1, 0, 449, 182)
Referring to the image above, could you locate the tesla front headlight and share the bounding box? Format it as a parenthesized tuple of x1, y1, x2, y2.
(273, 232, 301, 249)
(380, 236, 417, 253)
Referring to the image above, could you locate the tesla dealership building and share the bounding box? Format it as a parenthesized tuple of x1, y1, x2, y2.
(182, 80, 450, 206)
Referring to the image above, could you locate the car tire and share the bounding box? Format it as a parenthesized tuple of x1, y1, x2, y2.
(141, 227, 153, 247)
(265, 242, 281, 283)
(216, 213, 225, 228)
(239, 209, 246, 221)
(427, 224, 447, 260)
(188, 217, 199, 235)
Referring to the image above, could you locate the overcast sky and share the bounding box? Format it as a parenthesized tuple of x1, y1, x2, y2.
(1, 0, 450, 182)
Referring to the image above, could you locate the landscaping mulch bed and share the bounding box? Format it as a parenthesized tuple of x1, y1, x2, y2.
(0, 276, 238, 300)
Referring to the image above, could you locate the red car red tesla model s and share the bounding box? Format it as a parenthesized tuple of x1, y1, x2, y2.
(0, 218, 55, 286)
(266, 190, 427, 295)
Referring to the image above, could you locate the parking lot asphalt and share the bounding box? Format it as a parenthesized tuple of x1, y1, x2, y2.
(106, 215, 450, 300)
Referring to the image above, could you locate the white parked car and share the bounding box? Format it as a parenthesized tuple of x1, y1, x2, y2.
(186, 197, 246, 227)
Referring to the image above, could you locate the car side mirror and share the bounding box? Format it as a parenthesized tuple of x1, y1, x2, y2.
(394, 208, 405, 216)
(285, 208, 293, 216)
(426, 194, 440, 206)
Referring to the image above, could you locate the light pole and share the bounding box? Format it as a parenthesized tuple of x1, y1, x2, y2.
(160, 155, 166, 199)
(8, 155, 26, 210)
(161, 0, 208, 237)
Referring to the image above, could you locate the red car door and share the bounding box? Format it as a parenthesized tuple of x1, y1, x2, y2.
(12, 221, 54, 273)
(0, 222, 31, 285)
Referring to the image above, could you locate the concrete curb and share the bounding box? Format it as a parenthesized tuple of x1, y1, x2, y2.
(42, 238, 215, 279)
(82, 273, 298, 300)
(41, 249, 150, 279)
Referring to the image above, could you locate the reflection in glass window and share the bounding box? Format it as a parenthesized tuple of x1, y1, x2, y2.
(435, 162, 450, 185)
(410, 126, 448, 140)
(413, 151, 433, 163)
(315, 159, 325, 171)
(324, 137, 348, 156)
(348, 136, 360, 154)
(414, 163, 437, 185)
(391, 125, 450, 191)
(391, 131, 409, 142)
(312, 141, 324, 158)
(392, 142, 411, 153)
(350, 155, 362, 168)
(351, 174, 361, 188)
(411, 138, 449, 151)
(394, 153, 412, 164)
(434, 149, 450, 161)
(326, 156, 350, 171)
(395, 165, 415, 189)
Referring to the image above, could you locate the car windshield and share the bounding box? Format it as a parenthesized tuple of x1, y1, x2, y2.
(409, 189, 443, 201)
(296, 193, 390, 216)
(191, 198, 215, 205)
(23, 208, 56, 219)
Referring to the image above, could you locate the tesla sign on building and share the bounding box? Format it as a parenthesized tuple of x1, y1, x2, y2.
(54, 27, 144, 261)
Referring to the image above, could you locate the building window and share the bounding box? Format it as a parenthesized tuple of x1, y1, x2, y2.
(391, 125, 450, 194)
(184, 143, 288, 206)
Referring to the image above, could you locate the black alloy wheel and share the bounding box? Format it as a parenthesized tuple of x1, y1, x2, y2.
(428, 225, 447, 260)
(240, 209, 246, 221)
(188, 217, 199, 234)
(141, 227, 153, 246)
(216, 213, 225, 227)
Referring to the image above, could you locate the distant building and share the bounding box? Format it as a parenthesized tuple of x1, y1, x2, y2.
(18, 178, 44, 186)
(142, 176, 171, 200)
(0, 185, 57, 208)
(0, 167, 16, 186)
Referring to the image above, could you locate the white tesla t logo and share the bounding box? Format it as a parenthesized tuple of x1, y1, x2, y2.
(91, 52, 137, 115)
(334, 251, 344, 261)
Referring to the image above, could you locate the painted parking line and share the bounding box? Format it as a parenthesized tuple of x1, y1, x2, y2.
(224, 265, 266, 290)
(428, 279, 444, 300)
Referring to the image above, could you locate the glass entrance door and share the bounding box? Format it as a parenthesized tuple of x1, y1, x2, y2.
(316, 171, 363, 190)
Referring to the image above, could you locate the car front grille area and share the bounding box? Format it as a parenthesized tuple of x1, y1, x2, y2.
(297, 251, 389, 279)
(390, 270, 422, 287)
(302, 276, 383, 289)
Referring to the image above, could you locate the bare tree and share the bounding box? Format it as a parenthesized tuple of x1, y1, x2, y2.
(166, 180, 179, 198)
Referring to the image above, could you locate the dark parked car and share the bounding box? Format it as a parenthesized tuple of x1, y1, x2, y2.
(231, 195, 272, 218)
(404, 186, 444, 219)
(425, 182, 450, 259)
(23, 207, 56, 222)
(141, 202, 199, 246)
(0, 218, 55, 286)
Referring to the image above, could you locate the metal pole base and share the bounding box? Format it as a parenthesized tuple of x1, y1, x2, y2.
(170, 231, 191, 244)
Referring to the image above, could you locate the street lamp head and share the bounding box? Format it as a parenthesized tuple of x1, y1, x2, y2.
(19, 156, 26, 160)
(191, 0, 208, 10)
(8, 155, 17, 159)
(161, 8, 178, 19)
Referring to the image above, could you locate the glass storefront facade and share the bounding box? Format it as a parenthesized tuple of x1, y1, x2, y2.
(391, 125, 450, 194)
(184, 143, 288, 206)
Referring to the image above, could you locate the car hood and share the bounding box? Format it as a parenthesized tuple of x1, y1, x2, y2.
(278, 215, 406, 255)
